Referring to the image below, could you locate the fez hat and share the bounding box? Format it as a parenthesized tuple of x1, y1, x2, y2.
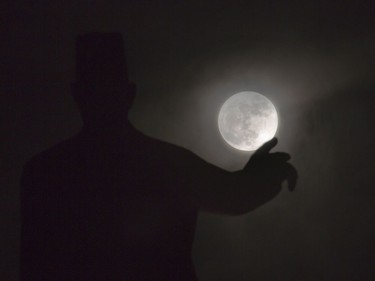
(75, 32, 128, 84)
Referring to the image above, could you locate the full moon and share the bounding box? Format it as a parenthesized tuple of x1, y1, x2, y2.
(218, 91, 278, 151)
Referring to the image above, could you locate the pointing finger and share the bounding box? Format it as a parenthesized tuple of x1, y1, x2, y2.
(254, 137, 278, 156)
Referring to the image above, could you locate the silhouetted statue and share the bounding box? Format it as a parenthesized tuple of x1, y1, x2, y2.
(20, 33, 297, 281)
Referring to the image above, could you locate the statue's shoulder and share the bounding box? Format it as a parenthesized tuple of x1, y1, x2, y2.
(23, 134, 82, 176)
(20, 135, 83, 205)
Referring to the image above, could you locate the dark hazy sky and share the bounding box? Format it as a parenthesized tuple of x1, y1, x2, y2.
(2, 1, 375, 280)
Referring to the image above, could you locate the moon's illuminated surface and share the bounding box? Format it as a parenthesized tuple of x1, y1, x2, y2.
(218, 91, 278, 151)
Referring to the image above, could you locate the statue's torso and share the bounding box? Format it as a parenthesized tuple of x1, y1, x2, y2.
(22, 128, 200, 280)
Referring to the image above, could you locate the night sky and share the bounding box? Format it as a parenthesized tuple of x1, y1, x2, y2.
(2, 1, 375, 280)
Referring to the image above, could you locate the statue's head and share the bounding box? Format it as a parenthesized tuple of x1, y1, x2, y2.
(72, 32, 135, 128)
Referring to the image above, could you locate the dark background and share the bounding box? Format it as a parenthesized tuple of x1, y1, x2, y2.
(2, 1, 375, 280)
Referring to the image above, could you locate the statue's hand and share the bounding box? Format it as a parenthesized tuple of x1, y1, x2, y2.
(244, 138, 298, 194)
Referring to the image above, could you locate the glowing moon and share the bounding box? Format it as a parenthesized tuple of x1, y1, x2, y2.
(218, 91, 278, 151)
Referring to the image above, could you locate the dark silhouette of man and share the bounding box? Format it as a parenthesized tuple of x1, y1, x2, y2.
(20, 33, 297, 281)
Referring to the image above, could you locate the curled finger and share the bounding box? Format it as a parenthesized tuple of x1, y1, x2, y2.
(284, 163, 298, 192)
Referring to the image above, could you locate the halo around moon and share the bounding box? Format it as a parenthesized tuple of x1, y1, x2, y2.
(218, 91, 278, 151)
